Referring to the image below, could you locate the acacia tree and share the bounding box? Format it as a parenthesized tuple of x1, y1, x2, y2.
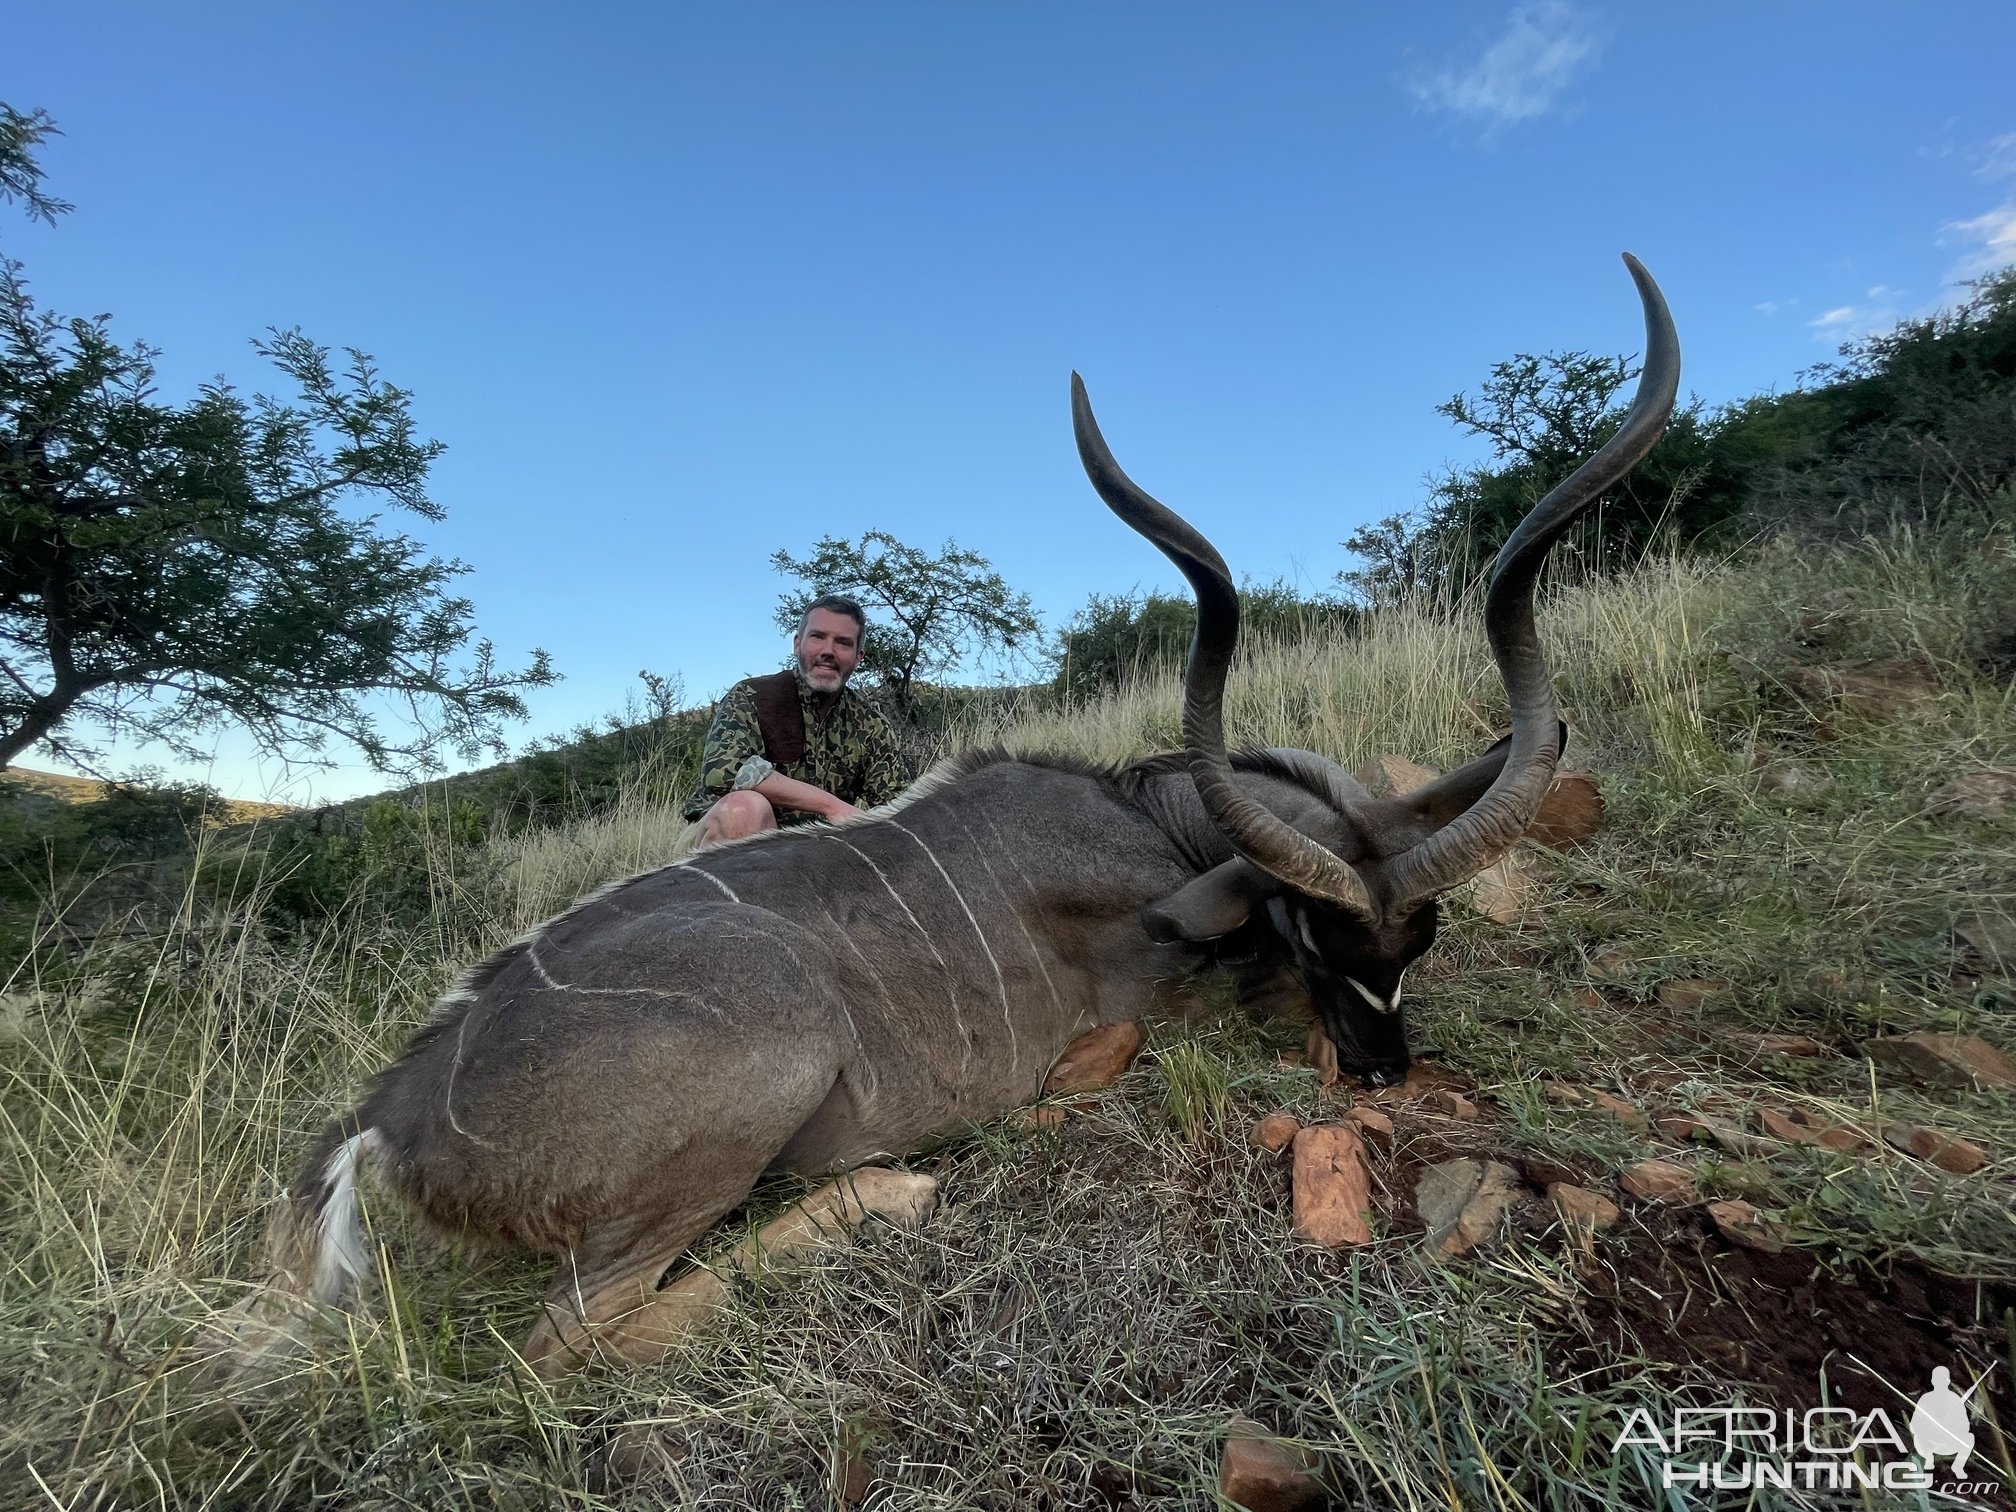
(0, 106, 554, 773)
(771, 531, 1039, 715)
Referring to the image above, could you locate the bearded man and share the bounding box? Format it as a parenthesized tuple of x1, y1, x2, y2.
(682, 595, 912, 846)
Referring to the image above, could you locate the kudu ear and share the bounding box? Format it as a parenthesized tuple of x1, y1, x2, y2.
(1141, 859, 1279, 943)
(1403, 721, 1569, 830)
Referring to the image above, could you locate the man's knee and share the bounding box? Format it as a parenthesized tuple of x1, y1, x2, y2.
(699, 790, 776, 844)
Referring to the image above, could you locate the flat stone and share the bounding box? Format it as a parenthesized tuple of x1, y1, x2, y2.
(1955, 913, 2016, 972)
(1926, 769, 2016, 820)
(1544, 1083, 1647, 1130)
(1655, 1113, 1707, 1143)
(1468, 853, 1537, 925)
(1043, 1021, 1143, 1094)
(1654, 977, 1728, 1013)
(1548, 1182, 1620, 1230)
(1756, 762, 1832, 798)
(1012, 1105, 1066, 1132)
(592, 1423, 686, 1486)
(1528, 771, 1606, 850)
(1251, 1112, 1300, 1154)
(1354, 753, 1439, 796)
(1619, 1159, 1697, 1205)
(1587, 945, 1643, 983)
(1707, 1198, 1785, 1253)
(1863, 1032, 2016, 1092)
(1430, 1089, 1480, 1121)
(1746, 1032, 1831, 1058)
(1344, 1106, 1394, 1148)
(1756, 1108, 1813, 1143)
(1884, 1125, 1989, 1175)
(1586, 1089, 1649, 1130)
(1290, 1124, 1374, 1247)
(1786, 660, 1940, 722)
(1218, 1418, 1326, 1512)
(1416, 1157, 1520, 1257)
(1755, 1108, 1862, 1151)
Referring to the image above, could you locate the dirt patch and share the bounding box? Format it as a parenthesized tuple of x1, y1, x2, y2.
(1574, 1210, 2016, 1424)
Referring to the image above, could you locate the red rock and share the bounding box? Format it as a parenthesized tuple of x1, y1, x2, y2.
(1430, 1089, 1480, 1121)
(1354, 754, 1439, 796)
(1655, 1113, 1707, 1143)
(1344, 1106, 1394, 1148)
(1543, 1082, 1586, 1106)
(1619, 1159, 1697, 1205)
(1290, 1125, 1374, 1247)
(1884, 1125, 1989, 1175)
(1416, 1158, 1520, 1256)
(1528, 771, 1606, 850)
(1251, 1113, 1300, 1154)
(1569, 986, 1608, 1012)
(1548, 1182, 1620, 1230)
(1012, 1105, 1066, 1132)
(1218, 1419, 1326, 1512)
(1707, 1198, 1785, 1253)
(1043, 1022, 1144, 1094)
(1757, 1109, 1811, 1143)
(1863, 1032, 2016, 1091)
(1757, 1107, 1863, 1151)
(1469, 854, 1537, 926)
(1654, 977, 1727, 1013)
(1585, 1090, 1649, 1130)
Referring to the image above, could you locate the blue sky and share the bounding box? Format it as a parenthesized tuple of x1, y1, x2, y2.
(10, 2, 2014, 801)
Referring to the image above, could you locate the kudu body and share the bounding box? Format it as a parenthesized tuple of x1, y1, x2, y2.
(257, 258, 1678, 1376)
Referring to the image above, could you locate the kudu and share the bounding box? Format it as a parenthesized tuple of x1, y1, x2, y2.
(249, 256, 1677, 1377)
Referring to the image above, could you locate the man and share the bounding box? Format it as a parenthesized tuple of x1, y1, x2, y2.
(682, 595, 912, 846)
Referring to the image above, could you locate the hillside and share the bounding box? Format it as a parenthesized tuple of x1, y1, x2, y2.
(2, 519, 2011, 1508)
(4, 765, 296, 825)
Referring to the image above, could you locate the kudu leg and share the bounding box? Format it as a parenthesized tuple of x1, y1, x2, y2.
(523, 1166, 938, 1378)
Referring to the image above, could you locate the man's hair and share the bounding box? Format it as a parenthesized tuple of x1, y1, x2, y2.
(796, 594, 866, 640)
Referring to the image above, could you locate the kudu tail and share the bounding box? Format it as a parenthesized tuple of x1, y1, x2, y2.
(195, 1121, 385, 1391)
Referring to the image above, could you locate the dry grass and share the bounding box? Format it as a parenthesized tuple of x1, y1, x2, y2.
(3, 526, 2014, 1509)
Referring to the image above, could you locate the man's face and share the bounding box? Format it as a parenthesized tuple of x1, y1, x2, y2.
(794, 607, 863, 694)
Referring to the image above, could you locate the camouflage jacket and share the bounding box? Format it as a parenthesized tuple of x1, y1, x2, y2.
(681, 668, 912, 823)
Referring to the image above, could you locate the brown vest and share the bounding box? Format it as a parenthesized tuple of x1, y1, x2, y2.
(747, 670, 807, 765)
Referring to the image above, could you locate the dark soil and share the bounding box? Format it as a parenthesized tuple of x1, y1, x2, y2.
(1574, 1210, 2015, 1495)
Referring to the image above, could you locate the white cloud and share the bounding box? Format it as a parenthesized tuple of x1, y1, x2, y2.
(1942, 201, 2016, 281)
(1408, 2, 1603, 135)
(1976, 131, 2016, 180)
(1808, 300, 1902, 343)
(1755, 300, 1782, 316)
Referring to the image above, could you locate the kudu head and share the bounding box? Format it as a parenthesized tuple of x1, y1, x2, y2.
(1073, 254, 1680, 1081)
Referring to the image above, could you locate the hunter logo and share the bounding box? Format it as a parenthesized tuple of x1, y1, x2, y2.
(1613, 1364, 2000, 1495)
